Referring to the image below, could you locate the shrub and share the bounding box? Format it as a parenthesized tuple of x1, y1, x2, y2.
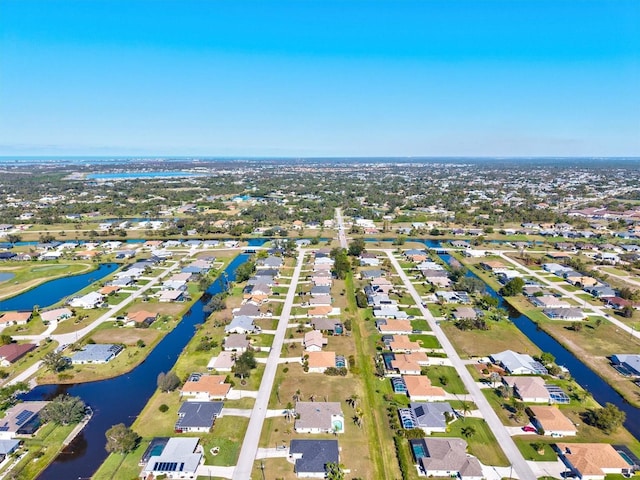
(159, 404, 169, 413)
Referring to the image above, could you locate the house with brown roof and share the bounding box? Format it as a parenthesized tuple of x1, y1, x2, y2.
(307, 305, 334, 317)
(402, 375, 447, 401)
(453, 307, 477, 321)
(39, 308, 73, 323)
(376, 319, 412, 335)
(528, 406, 577, 437)
(180, 374, 231, 400)
(98, 285, 121, 295)
(303, 330, 328, 352)
(503, 376, 550, 403)
(207, 351, 236, 372)
(481, 261, 509, 273)
(556, 443, 631, 480)
(391, 352, 429, 375)
(0, 312, 31, 326)
(0, 343, 37, 367)
(389, 335, 422, 353)
(126, 310, 158, 327)
(305, 351, 336, 373)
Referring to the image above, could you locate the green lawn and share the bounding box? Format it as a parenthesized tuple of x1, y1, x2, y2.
(425, 366, 468, 394)
(408, 334, 441, 349)
(513, 437, 558, 461)
(410, 319, 431, 331)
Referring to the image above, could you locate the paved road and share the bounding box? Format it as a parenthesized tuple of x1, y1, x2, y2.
(335, 207, 348, 249)
(384, 250, 536, 480)
(232, 249, 305, 479)
(496, 251, 640, 341)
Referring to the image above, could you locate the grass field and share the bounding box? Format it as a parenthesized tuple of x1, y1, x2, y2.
(441, 320, 540, 358)
(425, 365, 468, 394)
(0, 261, 94, 300)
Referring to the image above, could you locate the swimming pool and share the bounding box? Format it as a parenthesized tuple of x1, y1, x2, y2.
(618, 450, 635, 466)
(382, 352, 395, 370)
(410, 440, 426, 459)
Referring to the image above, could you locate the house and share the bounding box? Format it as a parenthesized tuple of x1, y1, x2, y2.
(556, 443, 631, 480)
(391, 352, 429, 375)
(294, 402, 344, 434)
(410, 438, 483, 480)
(207, 351, 236, 372)
(303, 330, 328, 352)
(402, 375, 447, 401)
(453, 307, 477, 321)
(140, 437, 202, 480)
(528, 406, 577, 436)
(223, 334, 250, 352)
(0, 311, 31, 326)
(611, 354, 640, 376)
(174, 401, 223, 433)
(543, 308, 585, 321)
(0, 343, 37, 367)
(0, 438, 20, 457)
(159, 290, 185, 303)
(162, 280, 187, 291)
(359, 253, 380, 267)
(306, 351, 336, 373)
(531, 295, 572, 309)
(376, 319, 413, 335)
(39, 308, 73, 323)
(389, 335, 422, 353)
(224, 316, 260, 335)
(310, 285, 331, 297)
(308, 295, 332, 307)
(542, 263, 571, 274)
(289, 439, 339, 478)
(480, 261, 509, 274)
(310, 317, 343, 334)
(69, 291, 104, 309)
(126, 310, 158, 327)
(605, 297, 640, 310)
(233, 303, 262, 318)
(180, 374, 231, 400)
(502, 376, 550, 403)
(585, 285, 616, 298)
(398, 402, 454, 434)
(70, 344, 123, 364)
(259, 256, 284, 268)
(491, 350, 548, 375)
(0, 401, 48, 439)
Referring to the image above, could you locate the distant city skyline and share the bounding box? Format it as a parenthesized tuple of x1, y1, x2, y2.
(1, 0, 639, 156)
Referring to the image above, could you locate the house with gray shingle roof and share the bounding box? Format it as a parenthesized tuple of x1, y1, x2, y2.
(410, 438, 483, 480)
(289, 439, 339, 478)
(174, 401, 223, 433)
(294, 402, 344, 434)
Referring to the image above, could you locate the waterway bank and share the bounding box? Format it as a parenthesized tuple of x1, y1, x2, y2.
(436, 251, 640, 442)
(450, 250, 640, 409)
(18, 253, 250, 480)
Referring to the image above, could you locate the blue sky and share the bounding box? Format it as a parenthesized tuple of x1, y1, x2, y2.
(1, 0, 639, 156)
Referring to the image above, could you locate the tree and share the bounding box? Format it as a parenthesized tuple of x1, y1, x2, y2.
(234, 350, 257, 379)
(461, 425, 476, 438)
(455, 276, 486, 294)
(571, 321, 583, 332)
(203, 292, 227, 313)
(0, 335, 12, 346)
(40, 395, 86, 425)
(330, 248, 351, 279)
(105, 423, 139, 454)
(539, 352, 555, 365)
(157, 371, 181, 392)
(583, 403, 626, 434)
(499, 277, 525, 296)
(348, 237, 366, 257)
(42, 351, 69, 372)
(234, 260, 256, 283)
(5, 233, 21, 244)
(326, 462, 345, 480)
(198, 275, 213, 292)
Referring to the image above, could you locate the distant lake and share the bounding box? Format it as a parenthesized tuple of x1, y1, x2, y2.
(86, 171, 205, 180)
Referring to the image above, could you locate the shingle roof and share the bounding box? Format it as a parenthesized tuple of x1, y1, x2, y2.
(290, 439, 339, 474)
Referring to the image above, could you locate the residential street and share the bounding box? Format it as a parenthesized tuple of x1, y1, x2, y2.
(232, 249, 305, 479)
(384, 250, 537, 480)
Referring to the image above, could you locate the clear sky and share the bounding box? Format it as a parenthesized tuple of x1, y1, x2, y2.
(1, 0, 639, 157)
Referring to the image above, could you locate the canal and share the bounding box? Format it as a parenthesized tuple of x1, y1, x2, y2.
(0, 263, 117, 311)
(21, 253, 251, 480)
(436, 251, 640, 442)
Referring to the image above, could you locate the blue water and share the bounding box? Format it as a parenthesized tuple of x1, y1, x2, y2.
(22, 254, 250, 480)
(0, 273, 15, 283)
(87, 171, 205, 180)
(0, 263, 116, 311)
(437, 253, 640, 442)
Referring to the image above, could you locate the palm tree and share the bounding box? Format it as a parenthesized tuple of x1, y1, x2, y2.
(293, 389, 302, 403)
(347, 394, 359, 409)
(459, 401, 471, 419)
(284, 402, 294, 423)
(461, 425, 476, 439)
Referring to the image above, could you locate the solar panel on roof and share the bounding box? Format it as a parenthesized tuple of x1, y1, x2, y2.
(414, 406, 424, 417)
(15, 410, 33, 426)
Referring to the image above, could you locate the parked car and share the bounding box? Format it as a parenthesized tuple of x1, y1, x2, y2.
(522, 425, 537, 433)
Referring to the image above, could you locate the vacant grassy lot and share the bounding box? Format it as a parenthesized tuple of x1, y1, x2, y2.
(441, 320, 540, 358)
(425, 365, 468, 394)
(408, 334, 441, 349)
(90, 326, 161, 345)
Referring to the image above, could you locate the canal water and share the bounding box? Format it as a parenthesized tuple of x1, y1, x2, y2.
(436, 251, 640, 441)
(21, 254, 250, 480)
(0, 263, 117, 311)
